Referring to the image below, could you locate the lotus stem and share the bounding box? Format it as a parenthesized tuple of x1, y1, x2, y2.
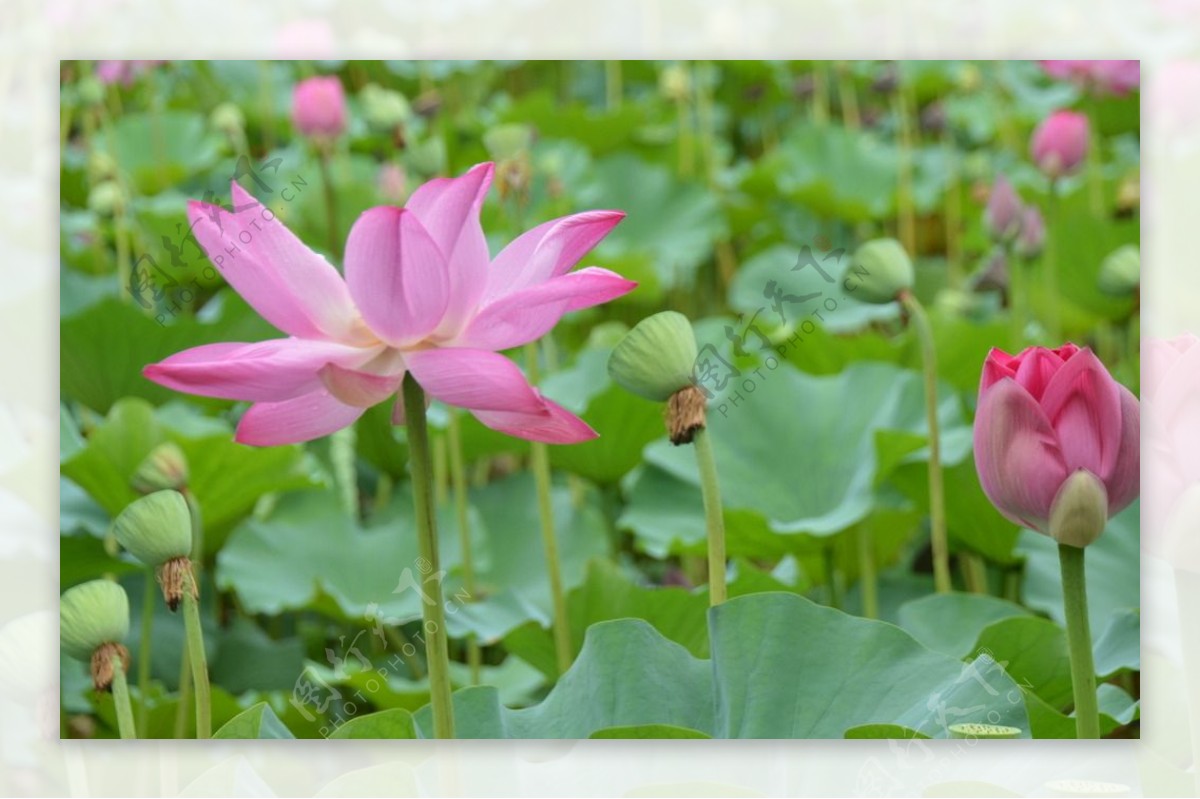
(318, 149, 340, 259)
(401, 373, 455, 738)
(181, 572, 211, 739)
(900, 291, 952, 594)
(448, 411, 483, 685)
(856, 522, 878, 619)
(1057, 543, 1100, 739)
(692, 426, 728, 606)
(137, 575, 154, 732)
(837, 62, 860, 130)
(1044, 181, 1062, 341)
(524, 343, 573, 676)
(605, 60, 622, 110)
(109, 652, 137, 740)
(892, 81, 917, 256)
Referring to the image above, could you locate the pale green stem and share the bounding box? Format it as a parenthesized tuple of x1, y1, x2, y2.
(181, 575, 211, 739)
(110, 653, 137, 740)
(402, 374, 455, 739)
(1044, 181, 1062, 341)
(318, 149, 340, 259)
(524, 343, 572, 676)
(331, 425, 358, 517)
(448, 411, 482, 685)
(822, 544, 841, 609)
(811, 64, 829, 127)
(137, 575, 154, 732)
(900, 292, 952, 594)
(693, 426, 727, 606)
(961, 552, 988, 594)
(605, 60, 622, 110)
(1058, 544, 1100, 739)
(892, 84, 917, 256)
(856, 522, 877, 619)
(173, 639, 192, 738)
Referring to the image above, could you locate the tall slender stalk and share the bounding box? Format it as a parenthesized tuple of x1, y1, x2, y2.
(836, 62, 861, 130)
(402, 374, 455, 738)
(180, 575, 211, 739)
(1044, 181, 1062, 341)
(137, 575, 154, 732)
(693, 426, 727, 606)
(892, 82, 917, 256)
(1058, 544, 1099, 738)
(318, 150, 340, 258)
(900, 292, 952, 594)
(174, 491, 203, 738)
(605, 60, 622, 110)
(525, 343, 573, 675)
(856, 522, 878, 619)
(448, 412, 482, 685)
(109, 653, 137, 740)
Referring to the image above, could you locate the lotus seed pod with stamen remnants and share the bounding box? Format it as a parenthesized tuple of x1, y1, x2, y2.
(132, 442, 190, 494)
(849, 238, 915, 305)
(60, 580, 129, 664)
(113, 490, 193, 568)
(607, 312, 700, 402)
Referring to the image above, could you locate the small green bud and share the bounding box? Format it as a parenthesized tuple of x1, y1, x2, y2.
(210, 102, 246, 135)
(88, 150, 118, 181)
(60, 580, 129, 662)
(483, 124, 535, 161)
(360, 83, 411, 131)
(132, 442, 189, 493)
(948, 722, 1021, 739)
(1048, 470, 1108, 549)
(848, 238, 915, 304)
(659, 64, 691, 101)
(1098, 245, 1139, 296)
(87, 180, 126, 217)
(78, 76, 105, 106)
(113, 490, 193, 567)
(607, 311, 699, 402)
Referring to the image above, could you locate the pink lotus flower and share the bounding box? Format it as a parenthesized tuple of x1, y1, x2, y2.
(1030, 110, 1090, 179)
(973, 344, 1139, 533)
(1040, 60, 1140, 96)
(143, 163, 635, 446)
(291, 76, 347, 140)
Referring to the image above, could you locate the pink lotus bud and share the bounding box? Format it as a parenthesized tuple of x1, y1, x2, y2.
(1013, 205, 1045, 259)
(973, 345, 1139, 540)
(377, 162, 408, 203)
(291, 76, 346, 141)
(1030, 111, 1090, 179)
(984, 176, 1023, 241)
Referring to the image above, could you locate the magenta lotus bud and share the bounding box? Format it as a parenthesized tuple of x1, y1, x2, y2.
(984, 176, 1023, 241)
(973, 345, 1139, 541)
(1030, 111, 1090, 179)
(291, 76, 347, 141)
(1013, 206, 1045, 259)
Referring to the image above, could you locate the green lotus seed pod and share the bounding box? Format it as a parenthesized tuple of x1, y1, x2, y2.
(483, 124, 535, 161)
(361, 83, 411, 131)
(948, 722, 1021, 739)
(1048, 470, 1108, 549)
(112, 490, 193, 567)
(210, 102, 246, 135)
(607, 312, 699, 402)
(1098, 244, 1139, 296)
(87, 180, 126, 217)
(848, 238, 914, 304)
(60, 580, 129, 662)
(132, 442, 190, 493)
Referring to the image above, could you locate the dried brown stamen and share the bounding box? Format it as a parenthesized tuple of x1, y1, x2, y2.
(156, 555, 197, 612)
(666, 385, 707, 445)
(89, 642, 130, 693)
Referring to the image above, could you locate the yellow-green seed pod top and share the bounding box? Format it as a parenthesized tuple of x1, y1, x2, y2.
(60, 580, 129, 662)
(112, 490, 193, 567)
(132, 441, 190, 494)
(948, 722, 1022, 739)
(1098, 244, 1139, 296)
(607, 311, 700, 402)
(849, 238, 915, 305)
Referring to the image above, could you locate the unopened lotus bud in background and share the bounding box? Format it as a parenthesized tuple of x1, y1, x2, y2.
(132, 442, 189, 494)
(1030, 110, 1089, 179)
(292, 75, 347, 141)
(984, 176, 1023, 241)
